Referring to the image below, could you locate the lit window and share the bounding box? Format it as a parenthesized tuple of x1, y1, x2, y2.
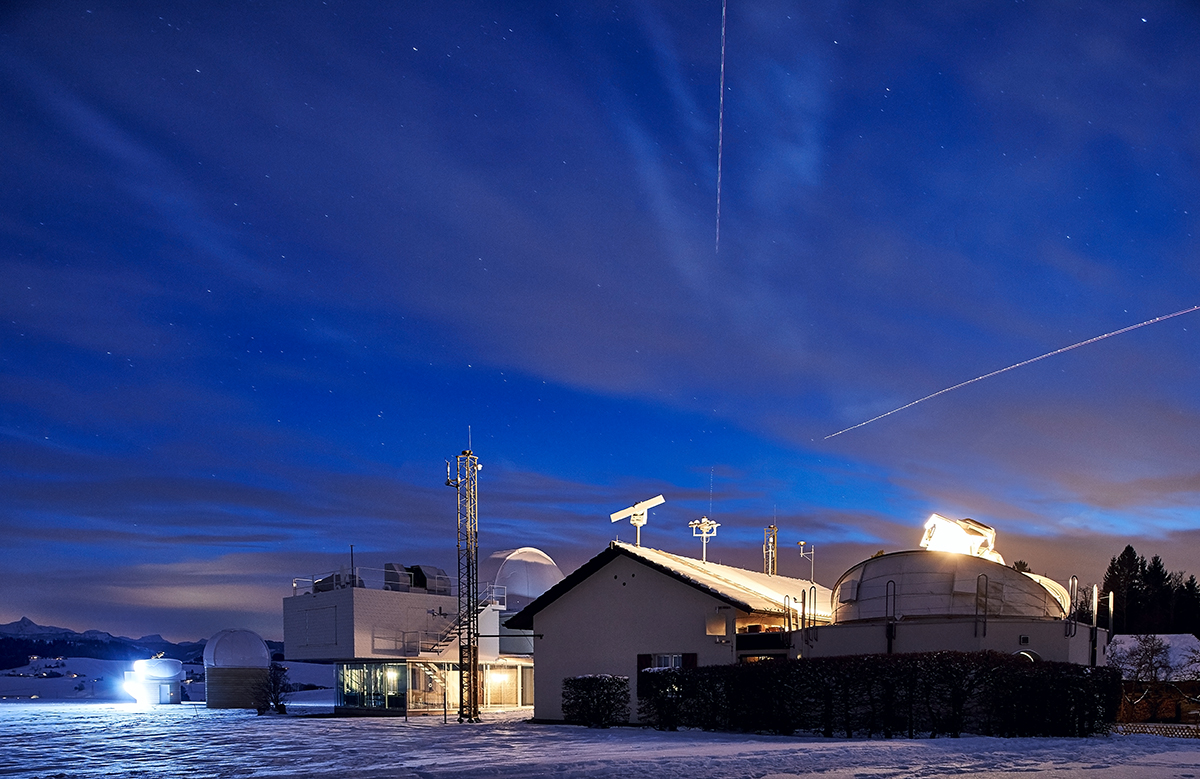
(651, 654, 682, 669)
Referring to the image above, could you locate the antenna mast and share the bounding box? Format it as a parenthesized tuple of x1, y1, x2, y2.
(689, 516, 720, 562)
(763, 524, 778, 575)
(446, 448, 482, 722)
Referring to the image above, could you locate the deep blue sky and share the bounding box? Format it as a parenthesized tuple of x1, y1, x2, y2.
(3, 1, 1198, 642)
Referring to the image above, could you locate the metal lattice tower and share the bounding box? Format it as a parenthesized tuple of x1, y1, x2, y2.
(763, 524, 778, 576)
(446, 449, 481, 722)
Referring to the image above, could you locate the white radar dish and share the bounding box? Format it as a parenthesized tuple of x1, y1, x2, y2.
(610, 494, 665, 547)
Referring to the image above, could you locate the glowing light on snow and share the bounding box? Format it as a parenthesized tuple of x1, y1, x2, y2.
(122, 658, 182, 707)
(123, 680, 154, 707)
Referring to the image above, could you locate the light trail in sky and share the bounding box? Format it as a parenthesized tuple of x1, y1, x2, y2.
(715, 0, 727, 254)
(824, 304, 1200, 440)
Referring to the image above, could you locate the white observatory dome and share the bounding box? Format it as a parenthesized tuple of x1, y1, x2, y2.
(495, 547, 564, 602)
(133, 657, 183, 681)
(203, 629, 271, 669)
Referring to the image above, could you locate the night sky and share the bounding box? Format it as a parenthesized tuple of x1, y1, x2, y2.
(3, 2, 1199, 642)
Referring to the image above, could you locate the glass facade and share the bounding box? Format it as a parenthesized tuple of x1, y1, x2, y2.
(407, 662, 458, 713)
(336, 662, 407, 712)
(336, 661, 531, 715)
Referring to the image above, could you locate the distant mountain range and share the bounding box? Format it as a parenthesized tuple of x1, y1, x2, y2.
(0, 617, 281, 670)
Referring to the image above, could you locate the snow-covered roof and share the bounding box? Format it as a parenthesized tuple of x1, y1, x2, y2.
(613, 542, 832, 618)
(505, 541, 831, 630)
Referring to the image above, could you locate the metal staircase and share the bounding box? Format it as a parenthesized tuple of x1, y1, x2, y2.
(423, 585, 506, 656)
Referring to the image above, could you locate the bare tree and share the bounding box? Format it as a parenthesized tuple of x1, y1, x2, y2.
(1110, 635, 1200, 721)
(254, 662, 292, 715)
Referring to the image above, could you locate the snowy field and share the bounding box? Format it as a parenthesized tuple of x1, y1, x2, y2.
(2, 702, 1199, 779)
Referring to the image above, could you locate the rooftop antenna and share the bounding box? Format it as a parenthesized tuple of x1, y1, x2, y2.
(763, 525, 778, 576)
(446, 447, 482, 722)
(610, 495, 665, 547)
(798, 540, 815, 582)
(690, 516, 720, 562)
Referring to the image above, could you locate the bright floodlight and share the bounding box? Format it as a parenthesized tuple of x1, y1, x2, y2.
(919, 514, 1004, 564)
(610, 495, 665, 547)
(123, 657, 183, 707)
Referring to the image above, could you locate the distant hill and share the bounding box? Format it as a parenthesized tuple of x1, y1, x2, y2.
(0, 617, 281, 671)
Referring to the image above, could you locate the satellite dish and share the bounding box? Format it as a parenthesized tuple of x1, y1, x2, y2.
(610, 495, 665, 547)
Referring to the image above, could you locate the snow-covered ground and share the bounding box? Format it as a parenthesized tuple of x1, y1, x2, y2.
(1, 701, 1198, 779)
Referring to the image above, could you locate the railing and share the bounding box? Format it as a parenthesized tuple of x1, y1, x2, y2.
(363, 584, 512, 658)
(370, 628, 465, 657)
(291, 566, 452, 597)
(974, 573, 989, 638)
(424, 585, 509, 655)
(1113, 723, 1200, 739)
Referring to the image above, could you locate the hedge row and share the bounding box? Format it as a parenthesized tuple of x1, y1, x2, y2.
(562, 674, 630, 727)
(637, 652, 1121, 738)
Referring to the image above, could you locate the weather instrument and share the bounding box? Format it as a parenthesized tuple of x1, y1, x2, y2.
(689, 516, 720, 562)
(797, 540, 815, 582)
(610, 494, 665, 547)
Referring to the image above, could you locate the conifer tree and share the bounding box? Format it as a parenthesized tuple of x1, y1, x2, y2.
(1102, 545, 1145, 633)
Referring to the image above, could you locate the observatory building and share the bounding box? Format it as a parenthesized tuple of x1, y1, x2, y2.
(283, 549, 563, 716)
(803, 514, 1104, 664)
(204, 628, 271, 709)
(122, 657, 183, 706)
(506, 514, 1108, 723)
(504, 540, 833, 721)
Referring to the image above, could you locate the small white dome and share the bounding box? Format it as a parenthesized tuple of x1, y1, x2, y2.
(203, 629, 271, 669)
(133, 657, 183, 680)
(495, 547, 564, 601)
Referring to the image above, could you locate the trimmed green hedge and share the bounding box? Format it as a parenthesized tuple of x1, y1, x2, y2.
(562, 674, 630, 727)
(637, 652, 1121, 737)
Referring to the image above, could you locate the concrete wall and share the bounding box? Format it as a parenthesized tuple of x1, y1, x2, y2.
(532, 554, 743, 721)
(798, 617, 1107, 664)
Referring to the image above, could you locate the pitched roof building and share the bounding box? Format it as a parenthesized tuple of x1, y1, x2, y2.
(506, 541, 830, 721)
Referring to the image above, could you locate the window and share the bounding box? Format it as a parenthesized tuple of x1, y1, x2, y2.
(636, 652, 698, 695)
(652, 654, 682, 669)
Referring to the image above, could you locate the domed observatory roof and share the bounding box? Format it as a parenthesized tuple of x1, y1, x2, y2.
(203, 628, 271, 669)
(831, 515, 1071, 624)
(495, 547, 565, 610)
(134, 657, 184, 681)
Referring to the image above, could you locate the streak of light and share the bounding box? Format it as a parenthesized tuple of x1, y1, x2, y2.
(824, 304, 1200, 440)
(715, 0, 727, 254)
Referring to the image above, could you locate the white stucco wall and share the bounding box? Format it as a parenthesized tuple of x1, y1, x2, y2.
(283, 587, 459, 661)
(531, 554, 744, 721)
